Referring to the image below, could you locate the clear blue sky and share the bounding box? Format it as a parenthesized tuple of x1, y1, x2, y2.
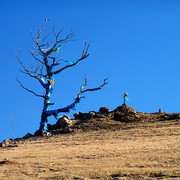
(1, 0, 180, 142)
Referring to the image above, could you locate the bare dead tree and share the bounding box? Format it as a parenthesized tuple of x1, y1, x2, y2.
(17, 26, 108, 133)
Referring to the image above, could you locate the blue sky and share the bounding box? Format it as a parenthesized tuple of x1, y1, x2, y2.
(1, 0, 180, 142)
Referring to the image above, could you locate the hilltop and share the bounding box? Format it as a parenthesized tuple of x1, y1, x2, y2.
(0, 104, 180, 179)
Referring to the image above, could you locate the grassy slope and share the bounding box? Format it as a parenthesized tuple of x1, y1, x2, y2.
(0, 107, 180, 179)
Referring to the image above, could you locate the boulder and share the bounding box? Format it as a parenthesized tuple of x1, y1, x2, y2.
(55, 115, 72, 129)
(99, 107, 110, 114)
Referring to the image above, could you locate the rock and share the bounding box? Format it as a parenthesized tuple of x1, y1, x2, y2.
(160, 114, 180, 121)
(99, 107, 110, 114)
(176, 113, 180, 119)
(89, 111, 96, 116)
(34, 129, 42, 136)
(159, 108, 162, 114)
(4, 139, 11, 143)
(73, 112, 84, 119)
(63, 114, 71, 120)
(94, 114, 106, 118)
(0, 139, 12, 148)
(73, 112, 79, 119)
(1, 143, 6, 148)
(73, 112, 94, 120)
(56, 115, 72, 129)
(60, 127, 71, 134)
(47, 124, 56, 131)
(114, 112, 131, 122)
(113, 110, 138, 122)
(114, 112, 124, 121)
(113, 104, 136, 114)
(22, 133, 33, 139)
(42, 131, 51, 137)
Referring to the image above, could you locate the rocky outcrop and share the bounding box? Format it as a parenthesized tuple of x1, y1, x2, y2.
(22, 133, 33, 139)
(73, 107, 110, 120)
(113, 104, 136, 114)
(1, 104, 180, 147)
(112, 104, 139, 122)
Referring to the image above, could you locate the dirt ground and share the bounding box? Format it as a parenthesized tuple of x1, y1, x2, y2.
(0, 106, 180, 179)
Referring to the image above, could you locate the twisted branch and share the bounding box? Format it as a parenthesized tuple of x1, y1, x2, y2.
(78, 76, 108, 98)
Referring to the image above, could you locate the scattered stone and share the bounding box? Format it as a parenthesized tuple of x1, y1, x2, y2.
(3, 104, 179, 144)
(0, 139, 18, 148)
(1, 139, 12, 147)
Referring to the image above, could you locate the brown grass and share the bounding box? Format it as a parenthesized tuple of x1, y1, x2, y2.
(0, 120, 180, 179)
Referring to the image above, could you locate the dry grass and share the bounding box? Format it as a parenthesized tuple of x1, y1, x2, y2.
(0, 120, 180, 179)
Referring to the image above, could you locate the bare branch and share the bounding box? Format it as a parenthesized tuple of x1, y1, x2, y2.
(30, 26, 75, 60)
(80, 75, 87, 92)
(31, 30, 45, 56)
(45, 26, 74, 56)
(16, 49, 44, 80)
(30, 50, 44, 64)
(16, 78, 44, 98)
(53, 25, 63, 38)
(19, 69, 44, 80)
(42, 32, 51, 45)
(40, 64, 44, 75)
(78, 76, 108, 98)
(35, 64, 40, 73)
(53, 42, 90, 75)
(48, 56, 64, 62)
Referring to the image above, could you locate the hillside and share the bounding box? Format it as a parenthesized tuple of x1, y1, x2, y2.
(0, 104, 180, 179)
